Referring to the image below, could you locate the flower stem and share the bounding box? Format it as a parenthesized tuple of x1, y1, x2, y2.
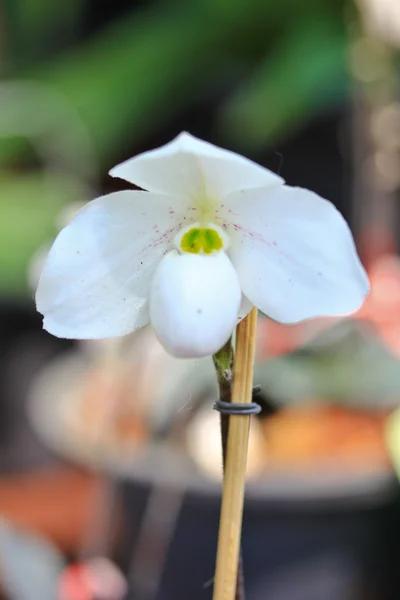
(212, 307, 258, 600)
(213, 337, 233, 474)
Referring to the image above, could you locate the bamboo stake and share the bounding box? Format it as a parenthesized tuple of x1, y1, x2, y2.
(213, 307, 258, 600)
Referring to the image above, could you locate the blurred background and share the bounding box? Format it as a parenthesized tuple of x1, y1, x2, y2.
(1, 0, 400, 599)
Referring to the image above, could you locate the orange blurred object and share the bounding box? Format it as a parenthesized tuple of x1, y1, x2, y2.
(0, 468, 98, 553)
(262, 404, 390, 472)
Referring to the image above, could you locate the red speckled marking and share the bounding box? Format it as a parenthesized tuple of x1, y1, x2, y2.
(224, 219, 275, 248)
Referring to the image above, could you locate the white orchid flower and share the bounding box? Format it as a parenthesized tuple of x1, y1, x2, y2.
(36, 133, 369, 358)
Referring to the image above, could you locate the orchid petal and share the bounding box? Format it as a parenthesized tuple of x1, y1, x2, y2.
(227, 186, 369, 323)
(110, 132, 283, 201)
(36, 191, 184, 339)
(238, 295, 253, 320)
(150, 250, 241, 358)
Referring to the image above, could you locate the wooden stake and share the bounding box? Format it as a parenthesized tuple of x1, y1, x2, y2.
(213, 307, 258, 600)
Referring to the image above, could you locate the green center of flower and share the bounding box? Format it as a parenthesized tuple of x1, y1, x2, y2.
(180, 227, 222, 254)
(174, 222, 229, 255)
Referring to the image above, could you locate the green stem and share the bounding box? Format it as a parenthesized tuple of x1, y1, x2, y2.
(213, 338, 234, 456)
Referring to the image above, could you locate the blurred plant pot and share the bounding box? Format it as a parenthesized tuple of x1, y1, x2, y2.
(119, 458, 400, 600)
(27, 329, 400, 600)
(118, 404, 400, 600)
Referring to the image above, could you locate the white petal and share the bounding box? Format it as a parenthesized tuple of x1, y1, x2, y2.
(150, 251, 241, 358)
(110, 132, 283, 201)
(227, 186, 369, 323)
(36, 191, 184, 339)
(238, 295, 253, 320)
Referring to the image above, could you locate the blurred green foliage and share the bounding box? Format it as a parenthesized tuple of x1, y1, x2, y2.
(0, 0, 359, 294)
(256, 321, 400, 408)
(0, 172, 87, 293)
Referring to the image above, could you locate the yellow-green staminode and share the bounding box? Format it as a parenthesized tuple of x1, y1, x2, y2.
(180, 227, 223, 254)
(174, 222, 230, 256)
